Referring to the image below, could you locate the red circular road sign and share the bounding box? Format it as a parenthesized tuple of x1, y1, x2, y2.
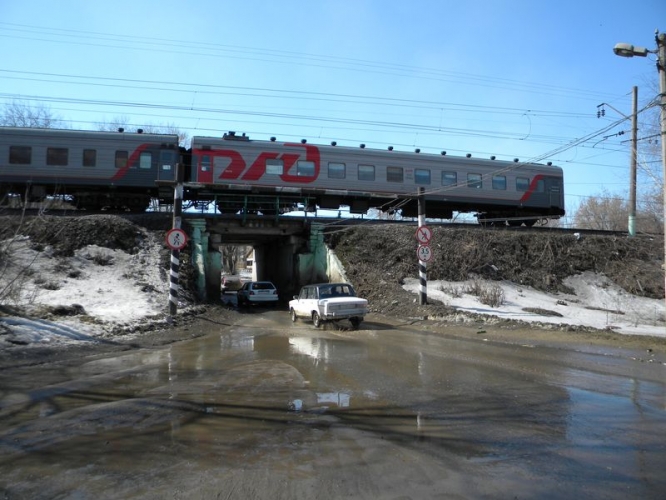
(417, 244, 433, 262)
(166, 228, 188, 250)
(415, 225, 432, 244)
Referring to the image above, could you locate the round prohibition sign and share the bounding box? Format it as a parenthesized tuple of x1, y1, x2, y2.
(415, 225, 432, 244)
(165, 228, 188, 250)
(417, 244, 433, 262)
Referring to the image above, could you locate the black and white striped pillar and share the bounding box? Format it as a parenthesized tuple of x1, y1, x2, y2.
(168, 163, 184, 319)
(418, 187, 427, 305)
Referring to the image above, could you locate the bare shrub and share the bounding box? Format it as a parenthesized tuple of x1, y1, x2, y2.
(53, 259, 72, 274)
(466, 280, 486, 297)
(478, 283, 505, 308)
(89, 252, 114, 266)
(437, 280, 505, 307)
(51, 259, 82, 279)
(436, 283, 463, 298)
(34, 277, 61, 290)
(454, 278, 505, 307)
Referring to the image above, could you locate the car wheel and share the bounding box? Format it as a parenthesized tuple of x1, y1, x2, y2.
(350, 317, 360, 330)
(312, 311, 322, 328)
(290, 309, 297, 322)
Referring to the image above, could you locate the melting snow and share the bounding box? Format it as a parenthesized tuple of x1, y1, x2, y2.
(1, 233, 664, 349)
(403, 271, 665, 337)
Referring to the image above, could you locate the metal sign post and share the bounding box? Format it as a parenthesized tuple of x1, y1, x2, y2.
(417, 187, 428, 305)
(167, 163, 185, 322)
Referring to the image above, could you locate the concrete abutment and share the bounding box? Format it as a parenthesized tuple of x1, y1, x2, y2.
(184, 218, 348, 302)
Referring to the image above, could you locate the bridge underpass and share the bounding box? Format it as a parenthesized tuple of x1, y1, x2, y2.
(182, 215, 347, 302)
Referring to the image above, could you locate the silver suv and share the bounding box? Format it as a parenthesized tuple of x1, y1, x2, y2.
(289, 283, 368, 329)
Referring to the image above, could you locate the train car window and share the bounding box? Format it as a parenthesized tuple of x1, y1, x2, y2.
(328, 162, 346, 179)
(201, 154, 211, 171)
(47, 147, 68, 166)
(387, 166, 404, 183)
(83, 149, 96, 167)
(139, 151, 152, 169)
(492, 175, 506, 190)
(297, 160, 315, 177)
(442, 171, 457, 186)
(536, 179, 545, 193)
(467, 173, 482, 189)
(115, 151, 128, 169)
(266, 158, 283, 175)
(415, 169, 431, 185)
(358, 164, 375, 181)
(9, 146, 31, 164)
(516, 177, 529, 191)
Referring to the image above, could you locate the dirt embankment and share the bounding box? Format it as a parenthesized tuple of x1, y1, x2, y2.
(1, 215, 665, 366)
(2, 215, 663, 316)
(326, 225, 664, 319)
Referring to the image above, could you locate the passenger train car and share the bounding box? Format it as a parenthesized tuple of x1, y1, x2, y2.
(0, 127, 565, 224)
(191, 132, 565, 225)
(0, 127, 180, 211)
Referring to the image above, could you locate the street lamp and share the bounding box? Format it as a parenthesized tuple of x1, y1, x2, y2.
(614, 31, 666, 310)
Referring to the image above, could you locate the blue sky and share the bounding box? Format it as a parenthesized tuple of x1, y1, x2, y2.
(1, 0, 664, 220)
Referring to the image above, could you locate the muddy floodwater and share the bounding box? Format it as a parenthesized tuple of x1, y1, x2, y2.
(1, 309, 665, 499)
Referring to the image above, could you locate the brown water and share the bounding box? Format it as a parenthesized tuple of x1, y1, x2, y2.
(1, 310, 665, 499)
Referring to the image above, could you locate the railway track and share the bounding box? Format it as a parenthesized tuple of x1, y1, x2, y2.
(1, 206, 650, 240)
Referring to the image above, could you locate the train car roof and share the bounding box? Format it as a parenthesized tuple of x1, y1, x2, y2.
(0, 126, 179, 141)
(190, 133, 561, 172)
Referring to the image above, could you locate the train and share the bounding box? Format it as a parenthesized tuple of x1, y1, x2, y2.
(0, 126, 565, 225)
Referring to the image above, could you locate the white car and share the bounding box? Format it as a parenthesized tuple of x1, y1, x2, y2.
(237, 281, 279, 306)
(289, 283, 368, 329)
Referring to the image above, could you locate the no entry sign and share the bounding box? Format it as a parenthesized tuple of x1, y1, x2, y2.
(165, 228, 188, 250)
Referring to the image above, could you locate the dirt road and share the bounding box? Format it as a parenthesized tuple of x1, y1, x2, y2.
(1, 308, 665, 499)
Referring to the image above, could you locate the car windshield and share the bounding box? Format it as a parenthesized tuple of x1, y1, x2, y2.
(319, 284, 354, 298)
(253, 282, 275, 290)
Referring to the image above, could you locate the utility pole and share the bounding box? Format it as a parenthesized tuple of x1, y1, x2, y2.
(597, 87, 639, 236)
(658, 32, 666, 310)
(613, 31, 666, 311)
(629, 85, 638, 237)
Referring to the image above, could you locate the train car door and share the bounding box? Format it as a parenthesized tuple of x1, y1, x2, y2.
(549, 180, 562, 208)
(157, 149, 177, 181)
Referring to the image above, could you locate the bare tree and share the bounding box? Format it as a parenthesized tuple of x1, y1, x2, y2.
(145, 122, 190, 148)
(95, 115, 133, 133)
(221, 245, 244, 274)
(96, 116, 190, 146)
(574, 190, 628, 231)
(0, 99, 65, 128)
(574, 189, 662, 233)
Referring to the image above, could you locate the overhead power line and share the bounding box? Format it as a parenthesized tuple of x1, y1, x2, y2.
(0, 22, 624, 103)
(0, 69, 593, 119)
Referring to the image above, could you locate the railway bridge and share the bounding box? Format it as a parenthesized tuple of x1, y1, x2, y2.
(180, 213, 351, 301)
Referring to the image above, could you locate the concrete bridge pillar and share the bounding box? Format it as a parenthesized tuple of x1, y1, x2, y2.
(187, 219, 209, 302)
(207, 234, 222, 300)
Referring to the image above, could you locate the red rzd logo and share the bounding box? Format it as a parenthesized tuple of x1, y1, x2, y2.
(212, 143, 321, 184)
